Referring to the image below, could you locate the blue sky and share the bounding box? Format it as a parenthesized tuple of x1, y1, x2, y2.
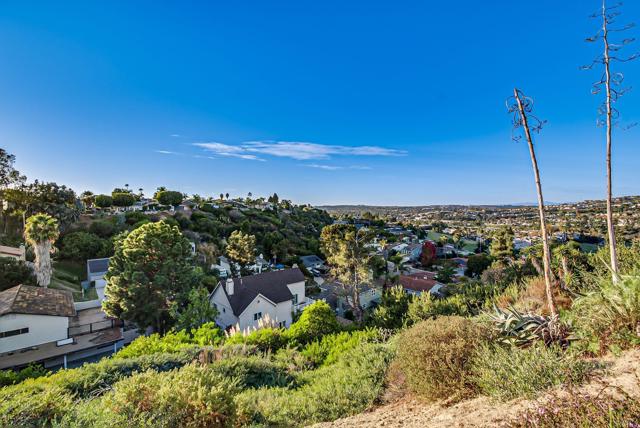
(1, 1, 640, 205)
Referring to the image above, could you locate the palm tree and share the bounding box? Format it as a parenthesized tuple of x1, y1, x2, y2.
(24, 213, 59, 287)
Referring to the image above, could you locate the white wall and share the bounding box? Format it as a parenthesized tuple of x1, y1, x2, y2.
(286, 280, 306, 312)
(0, 314, 69, 353)
(237, 295, 277, 331)
(274, 301, 293, 328)
(210, 286, 238, 328)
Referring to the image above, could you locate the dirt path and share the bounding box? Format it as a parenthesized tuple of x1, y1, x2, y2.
(310, 349, 640, 428)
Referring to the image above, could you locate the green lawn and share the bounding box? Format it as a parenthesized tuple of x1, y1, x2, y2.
(51, 260, 98, 301)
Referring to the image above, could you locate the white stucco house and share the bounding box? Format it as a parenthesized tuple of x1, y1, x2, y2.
(210, 268, 308, 331)
(0, 285, 128, 370)
(0, 285, 76, 355)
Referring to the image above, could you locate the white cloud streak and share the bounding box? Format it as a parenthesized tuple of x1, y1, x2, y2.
(194, 141, 406, 162)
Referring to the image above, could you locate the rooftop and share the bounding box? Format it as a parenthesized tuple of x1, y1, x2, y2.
(217, 268, 305, 316)
(0, 285, 76, 318)
(87, 258, 110, 275)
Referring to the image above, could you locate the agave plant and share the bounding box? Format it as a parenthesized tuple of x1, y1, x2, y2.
(488, 305, 570, 348)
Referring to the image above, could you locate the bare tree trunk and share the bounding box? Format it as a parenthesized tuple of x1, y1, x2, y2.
(602, 1, 620, 283)
(530, 257, 543, 277)
(514, 89, 558, 318)
(34, 241, 53, 288)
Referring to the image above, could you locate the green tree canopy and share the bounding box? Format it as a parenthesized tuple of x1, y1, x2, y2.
(0, 257, 35, 291)
(94, 194, 113, 208)
(170, 286, 218, 332)
(226, 230, 256, 267)
(155, 190, 184, 206)
(112, 192, 135, 207)
(490, 226, 515, 262)
(103, 221, 200, 333)
(58, 231, 111, 261)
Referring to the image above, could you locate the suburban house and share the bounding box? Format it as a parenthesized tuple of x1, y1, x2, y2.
(0, 285, 125, 370)
(86, 257, 110, 301)
(0, 244, 26, 261)
(248, 254, 270, 274)
(399, 274, 444, 296)
(331, 282, 382, 318)
(299, 255, 325, 271)
(211, 256, 232, 278)
(209, 268, 309, 331)
(399, 243, 423, 261)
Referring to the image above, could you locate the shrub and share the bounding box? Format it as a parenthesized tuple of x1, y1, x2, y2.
(472, 344, 594, 401)
(396, 316, 490, 402)
(209, 356, 296, 389)
(571, 273, 640, 352)
(370, 286, 412, 329)
(288, 300, 340, 344)
(0, 364, 49, 387)
(0, 382, 74, 427)
(60, 365, 239, 428)
(407, 293, 469, 324)
(89, 219, 119, 238)
(236, 343, 393, 427)
(115, 330, 199, 359)
(301, 329, 381, 366)
(509, 389, 640, 428)
(227, 328, 288, 352)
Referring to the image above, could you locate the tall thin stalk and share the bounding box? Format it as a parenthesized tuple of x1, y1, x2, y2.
(583, 0, 638, 283)
(509, 89, 558, 318)
(602, 1, 620, 282)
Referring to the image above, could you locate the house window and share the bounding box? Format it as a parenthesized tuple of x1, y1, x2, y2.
(292, 294, 298, 305)
(278, 321, 286, 328)
(253, 312, 262, 321)
(0, 327, 29, 339)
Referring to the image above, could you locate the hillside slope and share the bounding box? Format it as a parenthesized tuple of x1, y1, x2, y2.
(312, 349, 640, 428)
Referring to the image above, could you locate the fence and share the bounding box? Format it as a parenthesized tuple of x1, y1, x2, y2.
(68, 319, 122, 337)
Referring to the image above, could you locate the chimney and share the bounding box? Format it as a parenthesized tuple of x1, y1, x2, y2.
(226, 278, 234, 296)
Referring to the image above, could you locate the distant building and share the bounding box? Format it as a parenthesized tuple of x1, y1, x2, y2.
(86, 258, 110, 301)
(399, 274, 444, 296)
(299, 255, 325, 270)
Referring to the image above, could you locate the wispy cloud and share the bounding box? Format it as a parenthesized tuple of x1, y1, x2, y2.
(194, 142, 265, 161)
(304, 164, 344, 170)
(243, 141, 406, 160)
(155, 150, 181, 155)
(302, 164, 374, 171)
(193, 140, 406, 162)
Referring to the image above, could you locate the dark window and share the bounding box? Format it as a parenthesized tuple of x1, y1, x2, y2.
(253, 312, 262, 321)
(0, 328, 29, 338)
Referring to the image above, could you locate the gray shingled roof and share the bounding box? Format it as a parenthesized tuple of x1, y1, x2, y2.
(218, 268, 305, 316)
(87, 258, 110, 275)
(0, 285, 76, 317)
(299, 255, 324, 268)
